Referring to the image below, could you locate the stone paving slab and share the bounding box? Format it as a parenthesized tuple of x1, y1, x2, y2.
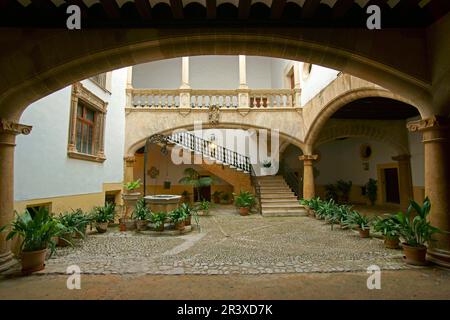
(36, 206, 413, 276)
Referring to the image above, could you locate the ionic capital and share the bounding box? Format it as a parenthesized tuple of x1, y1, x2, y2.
(299, 154, 318, 164)
(0, 119, 32, 136)
(407, 116, 449, 132)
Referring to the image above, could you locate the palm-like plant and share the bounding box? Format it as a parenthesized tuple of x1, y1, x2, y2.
(150, 211, 167, 230)
(132, 198, 151, 221)
(373, 214, 401, 239)
(234, 191, 256, 209)
(91, 202, 116, 223)
(6, 207, 63, 257)
(179, 168, 213, 201)
(345, 210, 371, 230)
(396, 197, 440, 247)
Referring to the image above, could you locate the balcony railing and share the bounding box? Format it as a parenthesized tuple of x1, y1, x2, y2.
(128, 88, 298, 109)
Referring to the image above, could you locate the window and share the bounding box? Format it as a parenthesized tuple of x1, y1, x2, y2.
(26, 203, 51, 218)
(68, 82, 107, 162)
(90, 73, 107, 89)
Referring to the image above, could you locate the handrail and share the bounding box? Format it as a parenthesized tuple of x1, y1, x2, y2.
(167, 131, 262, 214)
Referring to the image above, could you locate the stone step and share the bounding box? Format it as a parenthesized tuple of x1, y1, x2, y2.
(261, 203, 304, 209)
(262, 208, 308, 217)
(260, 194, 297, 199)
(261, 198, 300, 204)
(259, 190, 295, 195)
(260, 186, 291, 191)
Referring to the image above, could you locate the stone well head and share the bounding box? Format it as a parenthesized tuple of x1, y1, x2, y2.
(143, 195, 182, 213)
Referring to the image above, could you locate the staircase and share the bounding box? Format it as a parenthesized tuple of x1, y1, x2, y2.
(258, 176, 307, 217)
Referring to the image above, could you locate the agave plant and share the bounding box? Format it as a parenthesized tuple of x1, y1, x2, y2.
(396, 197, 440, 247)
(315, 199, 336, 220)
(6, 207, 63, 257)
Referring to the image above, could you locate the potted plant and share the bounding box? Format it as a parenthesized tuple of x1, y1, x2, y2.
(179, 168, 213, 202)
(396, 197, 440, 265)
(56, 210, 88, 247)
(336, 180, 352, 203)
(150, 211, 167, 231)
(347, 210, 372, 238)
(196, 200, 211, 216)
(373, 214, 401, 249)
(91, 203, 116, 233)
(234, 191, 256, 216)
(122, 179, 141, 230)
(6, 207, 63, 274)
(260, 159, 273, 176)
(132, 197, 151, 231)
(181, 190, 191, 204)
(169, 208, 188, 231)
(179, 203, 193, 226)
(365, 178, 377, 206)
(69, 209, 91, 239)
(212, 191, 222, 204)
(221, 192, 232, 204)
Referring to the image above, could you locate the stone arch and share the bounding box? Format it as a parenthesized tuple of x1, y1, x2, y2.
(304, 87, 422, 146)
(126, 122, 307, 157)
(0, 29, 433, 120)
(315, 121, 410, 156)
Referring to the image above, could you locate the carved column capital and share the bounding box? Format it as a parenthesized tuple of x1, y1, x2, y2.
(124, 156, 136, 167)
(392, 154, 411, 162)
(299, 154, 318, 165)
(0, 119, 32, 136)
(407, 116, 449, 132)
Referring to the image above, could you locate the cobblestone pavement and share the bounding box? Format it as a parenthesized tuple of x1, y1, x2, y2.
(38, 205, 412, 275)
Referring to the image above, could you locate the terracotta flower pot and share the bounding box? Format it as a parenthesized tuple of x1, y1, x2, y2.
(73, 226, 87, 239)
(384, 237, 400, 249)
(175, 220, 185, 231)
(96, 222, 109, 233)
(239, 207, 249, 216)
(136, 220, 148, 231)
(154, 223, 164, 232)
(57, 233, 73, 247)
(119, 218, 136, 231)
(185, 215, 191, 226)
(358, 228, 370, 238)
(21, 248, 47, 274)
(402, 243, 428, 265)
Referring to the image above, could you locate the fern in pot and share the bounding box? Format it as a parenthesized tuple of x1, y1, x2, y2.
(345, 210, 372, 238)
(234, 191, 256, 216)
(132, 198, 151, 231)
(169, 207, 188, 231)
(55, 211, 87, 247)
(396, 197, 440, 265)
(6, 207, 63, 274)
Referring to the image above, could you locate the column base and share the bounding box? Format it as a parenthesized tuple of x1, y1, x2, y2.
(427, 248, 450, 268)
(0, 251, 19, 273)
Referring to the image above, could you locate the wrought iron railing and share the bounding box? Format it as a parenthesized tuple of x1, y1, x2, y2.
(167, 131, 262, 214)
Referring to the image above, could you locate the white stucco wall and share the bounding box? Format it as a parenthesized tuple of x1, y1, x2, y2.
(15, 69, 127, 201)
(315, 138, 398, 186)
(300, 64, 340, 106)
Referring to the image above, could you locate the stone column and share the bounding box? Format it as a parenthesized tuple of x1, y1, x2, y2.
(179, 57, 191, 112)
(392, 154, 414, 210)
(124, 156, 136, 185)
(238, 55, 250, 111)
(293, 62, 302, 108)
(299, 154, 318, 199)
(407, 116, 450, 267)
(0, 119, 32, 272)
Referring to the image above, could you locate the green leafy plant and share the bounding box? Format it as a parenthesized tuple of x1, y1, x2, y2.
(6, 207, 63, 257)
(132, 198, 151, 221)
(336, 180, 352, 203)
(325, 184, 339, 201)
(57, 209, 90, 239)
(373, 214, 401, 239)
(179, 168, 213, 201)
(345, 210, 371, 230)
(234, 191, 256, 209)
(124, 179, 141, 192)
(262, 159, 272, 168)
(169, 207, 188, 223)
(315, 198, 336, 220)
(91, 202, 116, 223)
(221, 192, 232, 203)
(150, 211, 167, 229)
(396, 197, 440, 247)
(365, 179, 377, 206)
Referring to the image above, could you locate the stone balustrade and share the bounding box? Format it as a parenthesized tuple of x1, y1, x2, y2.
(127, 88, 296, 109)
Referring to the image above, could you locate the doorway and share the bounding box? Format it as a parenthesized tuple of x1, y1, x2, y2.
(193, 175, 211, 202)
(383, 168, 400, 204)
